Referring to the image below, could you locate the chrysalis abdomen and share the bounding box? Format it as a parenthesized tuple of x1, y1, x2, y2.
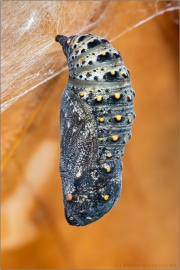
(56, 34, 135, 226)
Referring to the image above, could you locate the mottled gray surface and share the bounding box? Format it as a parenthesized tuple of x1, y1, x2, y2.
(56, 34, 135, 226)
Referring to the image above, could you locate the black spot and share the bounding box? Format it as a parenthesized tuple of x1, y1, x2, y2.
(122, 73, 129, 78)
(113, 53, 121, 59)
(94, 76, 99, 81)
(77, 36, 86, 43)
(79, 75, 83, 79)
(72, 56, 75, 59)
(88, 61, 93, 65)
(103, 71, 120, 81)
(101, 68, 104, 71)
(82, 61, 86, 65)
(76, 64, 79, 67)
(74, 44, 77, 49)
(87, 39, 101, 49)
(75, 50, 79, 54)
(81, 49, 85, 53)
(86, 73, 92, 77)
(101, 39, 108, 43)
(105, 89, 109, 93)
(96, 52, 112, 62)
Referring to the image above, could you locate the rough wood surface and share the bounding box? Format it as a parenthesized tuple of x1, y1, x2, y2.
(1, 1, 179, 269)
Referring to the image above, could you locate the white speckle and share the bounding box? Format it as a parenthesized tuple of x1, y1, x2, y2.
(76, 171, 82, 178)
(48, 69, 54, 75)
(20, 11, 36, 35)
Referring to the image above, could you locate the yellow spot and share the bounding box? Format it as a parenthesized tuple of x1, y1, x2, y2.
(90, 39, 94, 42)
(123, 138, 127, 143)
(67, 194, 73, 201)
(110, 70, 115, 75)
(79, 92, 84, 97)
(76, 172, 82, 178)
(106, 167, 111, 173)
(128, 95, 132, 101)
(96, 96, 103, 102)
(115, 115, 122, 121)
(67, 39, 71, 44)
(99, 117, 105, 123)
(111, 135, 119, 141)
(103, 195, 109, 200)
(99, 138, 103, 142)
(80, 57, 85, 63)
(128, 118, 132, 123)
(114, 93, 121, 99)
(101, 52, 106, 56)
(107, 153, 112, 158)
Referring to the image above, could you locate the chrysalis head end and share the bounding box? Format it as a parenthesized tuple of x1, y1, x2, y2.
(55, 35, 68, 47)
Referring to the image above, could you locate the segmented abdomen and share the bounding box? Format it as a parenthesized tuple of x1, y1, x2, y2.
(56, 34, 135, 226)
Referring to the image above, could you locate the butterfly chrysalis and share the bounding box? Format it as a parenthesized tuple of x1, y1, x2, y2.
(56, 34, 135, 226)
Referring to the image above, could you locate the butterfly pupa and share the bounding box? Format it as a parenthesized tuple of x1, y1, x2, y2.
(56, 34, 135, 226)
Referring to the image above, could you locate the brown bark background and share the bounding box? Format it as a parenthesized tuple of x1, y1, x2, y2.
(1, 1, 179, 269)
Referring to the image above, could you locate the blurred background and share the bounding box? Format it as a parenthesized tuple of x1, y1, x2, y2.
(1, 1, 179, 269)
